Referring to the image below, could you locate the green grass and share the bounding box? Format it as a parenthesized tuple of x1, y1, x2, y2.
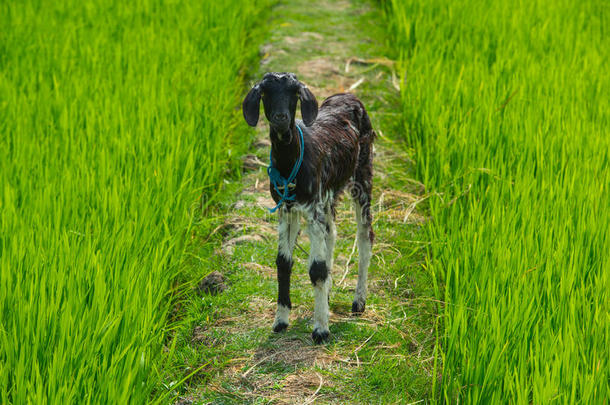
(0, 0, 271, 402)
(384, 0, 609, 402)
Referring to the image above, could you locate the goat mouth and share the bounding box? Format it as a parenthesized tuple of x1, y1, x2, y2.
(271, 129, 293, 144)
(270, 122, 291, 135)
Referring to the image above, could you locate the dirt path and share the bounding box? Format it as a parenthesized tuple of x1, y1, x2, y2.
(173, 1, 437, 403)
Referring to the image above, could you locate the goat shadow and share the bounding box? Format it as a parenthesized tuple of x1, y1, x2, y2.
(245, 301, 365, 376)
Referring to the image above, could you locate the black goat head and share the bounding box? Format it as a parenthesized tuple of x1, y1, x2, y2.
(242, 72, 318, 129)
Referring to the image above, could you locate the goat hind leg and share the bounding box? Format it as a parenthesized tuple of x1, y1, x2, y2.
(352, 193, 374, 314)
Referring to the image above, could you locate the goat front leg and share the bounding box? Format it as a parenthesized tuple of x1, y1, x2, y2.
(273, 209, 300, 332)
(307, 208, 331, 344)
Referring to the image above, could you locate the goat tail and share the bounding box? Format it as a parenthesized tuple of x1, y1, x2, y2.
(356, 100, 377, 142)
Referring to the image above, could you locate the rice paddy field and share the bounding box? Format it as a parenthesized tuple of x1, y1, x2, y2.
(1, 0, 608, 403)
(0, 0, 271, 402)
(385, 0, 609, 402)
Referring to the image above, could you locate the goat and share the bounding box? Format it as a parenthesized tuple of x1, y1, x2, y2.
(242, 72, 375, 344)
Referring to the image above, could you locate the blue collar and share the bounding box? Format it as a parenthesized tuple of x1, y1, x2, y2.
(267, 124, 304, 213)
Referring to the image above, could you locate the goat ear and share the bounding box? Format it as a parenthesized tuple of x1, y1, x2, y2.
(242, 84, 261, 127)
(298, 85, 318, 126)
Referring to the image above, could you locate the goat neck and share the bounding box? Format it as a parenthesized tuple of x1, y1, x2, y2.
(270, 123, 301, 176)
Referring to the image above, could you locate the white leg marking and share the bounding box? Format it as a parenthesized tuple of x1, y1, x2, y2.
(278, 209, 300, 258)
(313, 279, 331, 332)
(273, 304, 291, 329)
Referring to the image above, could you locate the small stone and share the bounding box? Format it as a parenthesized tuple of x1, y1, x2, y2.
(197, 271, 227, 295)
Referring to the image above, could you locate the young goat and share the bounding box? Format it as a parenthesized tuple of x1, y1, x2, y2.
(242, 72, 375, 344)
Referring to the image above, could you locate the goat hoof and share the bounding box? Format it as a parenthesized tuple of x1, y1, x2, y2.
(351, 300, 366, 315)
(312, 328, 330, 344)
(272, 322, 288, 333)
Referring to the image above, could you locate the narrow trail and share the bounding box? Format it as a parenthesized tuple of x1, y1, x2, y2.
(179, 0, 437, 403)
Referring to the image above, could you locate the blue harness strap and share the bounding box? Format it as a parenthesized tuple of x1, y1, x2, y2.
(267, 124, 304, 213)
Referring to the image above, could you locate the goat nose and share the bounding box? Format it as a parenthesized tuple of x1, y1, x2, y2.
(273, 112, 288, 122)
